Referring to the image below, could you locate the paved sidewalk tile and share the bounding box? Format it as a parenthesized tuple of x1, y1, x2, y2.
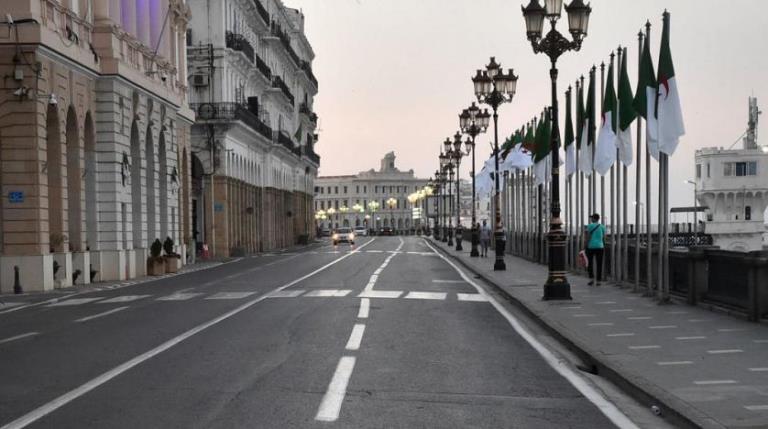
(429, 238, 768, 429)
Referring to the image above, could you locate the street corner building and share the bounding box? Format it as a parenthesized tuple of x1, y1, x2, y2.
(186, 0, 320, 258)
(314, 152, 428, 233)
(0, 0, 195, 292)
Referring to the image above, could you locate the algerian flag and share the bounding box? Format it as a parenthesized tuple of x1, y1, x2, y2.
(579, 71, 594, 175)
(656, 11, 685, 156)
(617, 47, 637, 165)
(533, 110, 551, 186)
(564, 88, 576, 176)
(594, 58, 617, 176)
(633, 28, 659, 160)
(506, 128, 534, 171)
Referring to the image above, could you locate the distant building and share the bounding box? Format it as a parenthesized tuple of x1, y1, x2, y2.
(187, 0, 319, 256)
(315, 153, 428, 232)
(695, 97, 768, 252)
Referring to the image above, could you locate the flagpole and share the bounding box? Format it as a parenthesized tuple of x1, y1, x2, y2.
(644, 21, 653, 297)
(590, 66, 597, 222)
(611, 50, 619, 283)
(634, 33, 644, 293)
(622, 48, 630, 287)
(575, 79, 582, 269)
(566, 86, 573, 269)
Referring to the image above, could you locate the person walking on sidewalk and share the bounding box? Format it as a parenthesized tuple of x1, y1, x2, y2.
(584, 213, 606, 286)
(479, 220, 491, 257)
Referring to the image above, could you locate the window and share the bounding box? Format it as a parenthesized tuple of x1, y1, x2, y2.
(364, 200, 367, 210)
(356, 185, 359, 193)
(343, 186, 348, 194)
(334, 186, 338, 194)
(327, 186, 331, 194)
(748, 161, 757, 175)
(696, 164, 701, 179)
(364, 186, 367, 193)
(726, 161, 758, 177)
(736, 162, 747, 176)
(375, 186, 379, 193)
(707, 163, 711, 178)
(314, 186, 319, 194)
(397, 186, 401, 193)
(335, 200, 339, 209)
(746, 206, 752, 221)
(724, 163, 734, 176)
(321, 201, 325, 209)
(389, 186, 393, 193)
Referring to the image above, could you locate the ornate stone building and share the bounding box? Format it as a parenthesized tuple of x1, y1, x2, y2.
(314, 153, 428, 232)
(187, 0, 319, 257)
(0, 0, 194, 292)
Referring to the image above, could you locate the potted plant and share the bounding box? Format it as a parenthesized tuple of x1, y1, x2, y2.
(147, 239, 165, 276)
(163, 237, 181, 273)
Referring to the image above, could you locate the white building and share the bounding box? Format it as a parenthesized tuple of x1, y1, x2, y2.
(694, 98, 768, 252)
(315, 153, 428, 232)
(186, 0, 319, 256)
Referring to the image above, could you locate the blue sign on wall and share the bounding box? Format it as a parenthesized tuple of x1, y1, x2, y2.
(8, 191, 24, 203)
(214, 203, 224, 212)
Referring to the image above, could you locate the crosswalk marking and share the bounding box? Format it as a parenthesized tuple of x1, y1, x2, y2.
(405, 292, 447, 300)
(157, 293, 204, 301)
(304, 289, 352, 297)
(457, 293, 488, 302)
(99, 295, 151, 304)
(357, 290, 402, 299)
(205, 292, 257, 300)
(433, 279, 466, 284)
(49, 298, 103, 307)
(267, 290, 305, 298)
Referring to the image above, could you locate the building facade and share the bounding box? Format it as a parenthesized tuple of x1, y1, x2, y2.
(315, 153, 428, 233)
(187, 0, 319, 257)
(0, 0, 194, 293)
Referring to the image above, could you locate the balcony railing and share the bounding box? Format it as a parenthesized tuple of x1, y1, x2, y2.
(305, 146, 321, 164)
(252, 0, 270, 25)
(255, 54, 272, 80)
(271, 76, 295, 106)
(299, 103, 318, 125)
(270, 22, 302, 66)
(301, 61, 318, 87)
(277, 131, 295, 151)
(191, 102, 272, 140)
(225, 31, 255, 63)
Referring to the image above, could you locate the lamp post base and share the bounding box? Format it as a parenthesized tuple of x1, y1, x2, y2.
(447, 227, 454, 246)
(455, 226, 463, 251)
(542, 228, 572, 300)
(493, 231, 506, 271)
(470, 227, 479, 257)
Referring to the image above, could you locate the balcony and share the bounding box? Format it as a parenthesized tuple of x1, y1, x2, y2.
(191, 102, 272, 140)
(299, 103, 318, 125)
(255, 54, 272, 80)
(301, 61, 318, 88)
(305, 146, 321, 165)
(270, 22, 302, 66)
(277, 131, 296, 152)
(271, 76, 295, 106)
(225, 31, 255, 63)
(251, 0, 270, 25)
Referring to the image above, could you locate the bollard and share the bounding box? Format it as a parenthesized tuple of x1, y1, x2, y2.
(13, 265, 23, 294)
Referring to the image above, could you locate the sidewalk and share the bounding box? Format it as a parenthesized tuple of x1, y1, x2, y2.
(429, 238, 768, 429)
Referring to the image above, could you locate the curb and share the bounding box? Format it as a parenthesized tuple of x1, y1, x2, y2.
(428, 238, 723, 429)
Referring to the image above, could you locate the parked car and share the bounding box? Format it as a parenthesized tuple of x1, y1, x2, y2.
(379, 226, 394, 236)
(332, 227, 355, 245)
(321, 228, 331, 237)
(354, 226, 368, 237)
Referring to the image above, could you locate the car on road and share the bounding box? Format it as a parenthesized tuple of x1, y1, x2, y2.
(353, 226, 368, 237)
(320, 228, 330, 237)
(332, 227, 355, 245)
(379, 226, 394, 236)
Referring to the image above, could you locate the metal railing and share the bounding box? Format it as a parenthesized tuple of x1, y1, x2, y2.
(190, 102, 272, 140)
(251, 0, 270, 25)
(270, 22, 302, 66)
(271, 76, 295, 106)
(225, 31, 254, 63)
(255, 54, 272, 80)
(301, 61, 318, 87)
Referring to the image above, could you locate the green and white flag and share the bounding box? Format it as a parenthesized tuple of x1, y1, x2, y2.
(633, 27, 659, 160)
(579, 72, 594, 175)
(655, 11, 685, 156)
(595, 59, 617, 176)
(533, 111, 551, 186)
(617, 47, 637, 165)
(564, 88, 576, 176)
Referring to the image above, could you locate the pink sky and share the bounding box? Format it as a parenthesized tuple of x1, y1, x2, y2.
(289, 0, 768, 221)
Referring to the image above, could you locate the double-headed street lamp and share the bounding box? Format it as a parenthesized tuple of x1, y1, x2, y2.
(522, 0, 591, 299)
(447, 133, 471, 251)
(440, 152, 455, 246)
(472, 57, 518, 271)
(433, 170, 442, 240)
(459, 103, 491, 257)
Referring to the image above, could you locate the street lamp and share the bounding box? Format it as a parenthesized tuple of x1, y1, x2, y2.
(522, 0, 591, 299)
(460, 103, 490, 257)
(368, 201, 380, 232)
(472, 57, 518, 271)
(450, 133, 470, 251)
(433, 170, 442, 240)
(684, 179, 699, 238)
(441, 149, 456, 246)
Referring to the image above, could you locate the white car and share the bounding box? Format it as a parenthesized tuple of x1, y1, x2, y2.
(353, 226, 368, 237)
(332, 227, 355, 245)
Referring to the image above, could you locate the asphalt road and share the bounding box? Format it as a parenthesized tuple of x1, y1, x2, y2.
(0, 237, 629, 428)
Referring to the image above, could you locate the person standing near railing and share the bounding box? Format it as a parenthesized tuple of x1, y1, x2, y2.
(584, 213, 606, 286)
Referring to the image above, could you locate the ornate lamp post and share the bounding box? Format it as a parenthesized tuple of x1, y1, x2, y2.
(460, 103, 491, 257)
(433, 170, 442, 240)
(441, 152, 456, 246)
(522, 0, 592, 299)
(472, 57, 519, 270)
(449, 134, 468, 251)
(439, 153, 452, 243)
(368, 201, 380, 232)
(386, 197, 397, 233)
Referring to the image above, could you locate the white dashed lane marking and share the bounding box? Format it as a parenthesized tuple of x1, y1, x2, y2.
(404, 292, 447, 300)
(157, 293, 204, 301)
(205, 292, 257, 300)
(657, 361, 693, 366)
(0, 332, 39, 345)
(694, 380, 737, 385)
(456, 293, 488, 302)
(75, 307, 129, 323)
(266, 290, 305, 298)
(357, 290, 402, 299)
(48, 298, 103, 307)
(304, 289, 352, 297)
(99, 295, 151, 304)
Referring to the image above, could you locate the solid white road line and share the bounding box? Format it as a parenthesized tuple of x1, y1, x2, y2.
(344, 324, 366, 351)
(422, 239, 640, 429)
(315, 356, 356, 422)
(432, 279, 466, 284)
(693, 380, 737, 385)
(205, 292, 257, 300)
(628, 345, 661, 350)
(748, 368, 768, 372)
(707, 349, 743, 354)
(357, 298, 370, 318)
(266, 290, 305, 298)
(716, 328, 745, 333)
(676, 336, 707, 340)
(657, 361, 693, 366)
(745, 405, 768, 411)
(649, 325, 677, 329)
(456, 293, 488, 302)
(404, 292, 447, 301)
(99, 295, 151, 304)
(607, 333, 636, 337)
(357, 290, 402, 299)
(0, 332, 39, 345)
(304, 289, 351, 297)
(48, 298, 103, 307)
(627, 317, 652, 320)
(0, 238, 377, 429)
(75, 307, 129, 323)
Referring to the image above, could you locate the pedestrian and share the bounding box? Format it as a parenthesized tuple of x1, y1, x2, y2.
(584, 213, 606, 286)
(480, 220, 491, 257)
